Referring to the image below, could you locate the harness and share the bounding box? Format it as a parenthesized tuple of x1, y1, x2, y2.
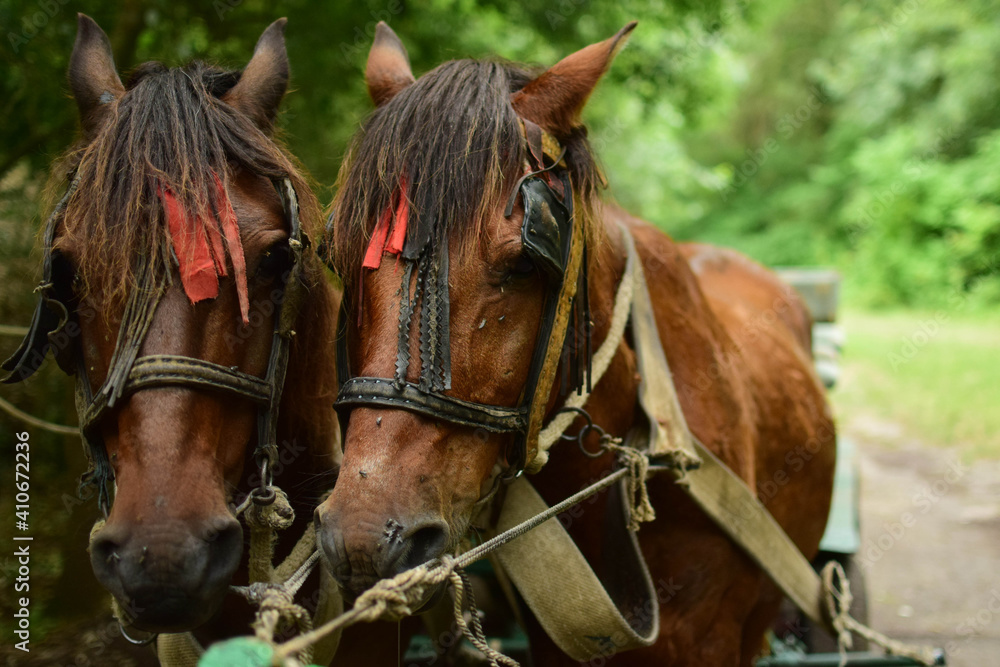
(333, 120, 591, 473)
(1, 175, 310, 516)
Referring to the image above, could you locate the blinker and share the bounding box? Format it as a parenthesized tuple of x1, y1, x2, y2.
(519, 176, 572, 279)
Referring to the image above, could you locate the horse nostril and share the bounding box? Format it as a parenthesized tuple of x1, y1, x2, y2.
(400, 522, 450, 572)
(90, 527, 125, 571)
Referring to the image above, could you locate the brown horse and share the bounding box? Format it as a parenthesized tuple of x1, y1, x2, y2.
(4, 14, 346, 649)
(316, 22, 835, 666)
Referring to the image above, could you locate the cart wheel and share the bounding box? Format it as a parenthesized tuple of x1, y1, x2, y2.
(805, 552, 868, 653)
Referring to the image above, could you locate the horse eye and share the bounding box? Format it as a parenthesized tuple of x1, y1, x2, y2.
(256, 243, 291, 278)
(504, 253, 535, 281)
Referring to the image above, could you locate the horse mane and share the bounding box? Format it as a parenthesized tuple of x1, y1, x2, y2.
(59, 60, 322, 306)
(326, 59, 605, 287)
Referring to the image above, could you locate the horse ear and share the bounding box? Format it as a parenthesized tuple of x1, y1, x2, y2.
(68, 14, 125, 139)
(511, 21, 637, 135)
(224, 18, 290, 131)
(366, 22, 414, 107)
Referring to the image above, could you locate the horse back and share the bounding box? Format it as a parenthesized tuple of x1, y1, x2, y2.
(680, 242, 813, 355)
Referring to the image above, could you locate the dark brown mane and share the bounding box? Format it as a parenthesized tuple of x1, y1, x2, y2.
(327, 59, 604, 288)
(60, 60, 321, 304)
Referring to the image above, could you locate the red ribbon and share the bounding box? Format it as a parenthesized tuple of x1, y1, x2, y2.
(158, 174, 250, 324)
(362, 175, 409, 270)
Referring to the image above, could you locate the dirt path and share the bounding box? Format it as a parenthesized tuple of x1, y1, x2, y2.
(851, 417, 1000, 666)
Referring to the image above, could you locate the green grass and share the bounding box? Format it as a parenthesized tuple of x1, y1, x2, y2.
(830, 309, 1000, 459)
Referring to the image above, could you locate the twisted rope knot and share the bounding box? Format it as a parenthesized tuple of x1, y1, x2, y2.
(243, 486, 296, 585)
(822, 560, 855, 659)
(243, 580, 314, 664)
(245, 487, 295, 531)
(657, 447, 702, 487)
(604, 438, 656, 531)
(354, 556, 456, 623)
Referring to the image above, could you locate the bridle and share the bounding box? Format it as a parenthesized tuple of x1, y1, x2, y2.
(333, 119, 592, 474)
(2, 174, 310, 516)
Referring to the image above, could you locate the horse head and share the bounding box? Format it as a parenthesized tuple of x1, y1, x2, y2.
(5, 15, 338, 632)
(316, 22, 633, 598)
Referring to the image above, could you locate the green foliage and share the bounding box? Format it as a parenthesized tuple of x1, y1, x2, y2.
(684, 0, 1000, 307)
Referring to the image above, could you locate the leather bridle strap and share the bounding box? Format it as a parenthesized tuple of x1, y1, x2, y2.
(337, 377, 527, 433)
(79, 355, 272, 432)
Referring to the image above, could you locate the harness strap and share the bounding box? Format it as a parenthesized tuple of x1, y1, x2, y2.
(80, 355, 271, 431)
(337, 377, 527, 433)
(530, 223, 637, 472)
(490, 473, 659, 661)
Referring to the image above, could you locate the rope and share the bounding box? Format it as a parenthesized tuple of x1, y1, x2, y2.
(604, 438, 656, 531)
(0, 395, 79, 435)
(233, 551, 320, 665)
(532, 225, 636, 472)
(244, 487, 296, 584)
(821, 561, 941, 666)
(274, 466, 635, 662)
(448, 569, 519, 667)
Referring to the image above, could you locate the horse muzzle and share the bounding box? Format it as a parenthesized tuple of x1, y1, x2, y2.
(314, 505, 450, 600)
(89, 516, 243, 632)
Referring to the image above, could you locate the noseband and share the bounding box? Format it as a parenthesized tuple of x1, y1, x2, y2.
(333, 121, 591, 473)
(2, 176, 309, 515)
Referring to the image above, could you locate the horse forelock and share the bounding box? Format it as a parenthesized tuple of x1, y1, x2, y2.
(327, 58, 606, 289)
(57, 60, 321, 309)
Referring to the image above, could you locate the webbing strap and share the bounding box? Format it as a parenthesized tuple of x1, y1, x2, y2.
(680, 439, 827, 625)
(156, 632, 203, 666)
(621, 223, 830, 627)
(491, 475, 658, 661)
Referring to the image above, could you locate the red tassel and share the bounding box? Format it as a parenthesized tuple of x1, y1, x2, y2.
(213, 173, 249, 324)
(362, 204, 393, 270)
(158, 176, 250, 325)
(386, 175, 408, 255)
(160, 186, 220, 304)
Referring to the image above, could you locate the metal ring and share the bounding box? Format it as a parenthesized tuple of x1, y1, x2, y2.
(257, 457, 272, 491)
(119, 622, 158, 646)
(252, 485, 276, 506)
(554, 407, 608, 458)
(557, 406, 593, 441)
(576, 423, 608, 458)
